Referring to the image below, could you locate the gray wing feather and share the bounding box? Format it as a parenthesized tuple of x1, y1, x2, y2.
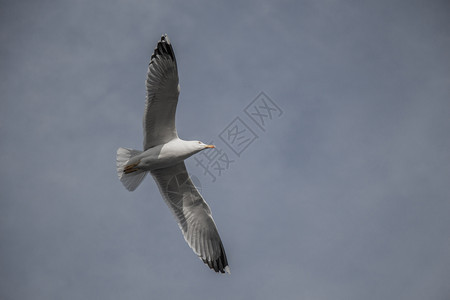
(151, 162, 230, 273)
(143, 35, 180, 150)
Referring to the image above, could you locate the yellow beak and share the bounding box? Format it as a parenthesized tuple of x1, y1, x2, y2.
(205, 144, 215, 148)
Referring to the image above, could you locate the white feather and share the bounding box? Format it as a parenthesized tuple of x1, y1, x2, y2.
(116, 147, 147, 191)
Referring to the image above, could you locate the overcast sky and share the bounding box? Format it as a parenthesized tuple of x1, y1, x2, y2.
(1, 0, 450, 299)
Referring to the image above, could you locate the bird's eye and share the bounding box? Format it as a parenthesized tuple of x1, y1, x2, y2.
(198, 141, 201, 144)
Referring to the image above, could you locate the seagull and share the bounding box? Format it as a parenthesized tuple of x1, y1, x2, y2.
(116, 34, 230, 274)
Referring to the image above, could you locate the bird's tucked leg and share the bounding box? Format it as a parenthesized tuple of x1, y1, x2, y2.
(124, 163, 140, 174)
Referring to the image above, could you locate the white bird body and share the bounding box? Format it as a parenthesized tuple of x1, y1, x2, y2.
(116, 35, 230, 274)
(125, 139, 207, 172)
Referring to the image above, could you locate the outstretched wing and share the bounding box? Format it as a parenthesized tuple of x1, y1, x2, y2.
(143, 34, 180, 150)
(151, 162, 230, 273)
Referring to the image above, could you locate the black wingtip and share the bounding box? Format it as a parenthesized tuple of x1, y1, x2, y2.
(202, 243, 230, 274)
(150, 34, 176, 63)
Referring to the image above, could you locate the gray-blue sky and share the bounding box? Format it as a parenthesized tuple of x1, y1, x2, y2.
(1, 0, 450, 299)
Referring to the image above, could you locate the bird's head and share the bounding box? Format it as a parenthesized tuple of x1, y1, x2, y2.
(192, 140, 215, 151)
(177, 140, 215, 158)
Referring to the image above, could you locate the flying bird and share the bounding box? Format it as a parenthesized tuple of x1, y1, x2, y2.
(116, 34, 230, 274)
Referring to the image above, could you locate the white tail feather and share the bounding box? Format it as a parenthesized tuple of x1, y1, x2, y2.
(116, 147, 147, 191)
